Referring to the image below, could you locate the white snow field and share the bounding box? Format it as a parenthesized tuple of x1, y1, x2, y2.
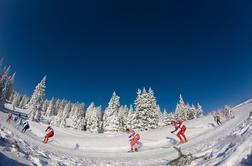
(1, 100, 252, 166)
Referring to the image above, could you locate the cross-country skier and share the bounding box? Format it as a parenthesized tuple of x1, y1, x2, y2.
(126, 128, 140, 152)
(22, 120, 30, 133)
(170, 120, 188, 145)
(43, 126, 54, 143)
(6, 113, 13, 123)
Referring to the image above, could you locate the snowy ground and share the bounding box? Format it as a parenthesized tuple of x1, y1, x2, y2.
(1, 101, 252, 166)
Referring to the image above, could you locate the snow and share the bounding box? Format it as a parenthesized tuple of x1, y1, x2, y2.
(0, 100, 252, 165)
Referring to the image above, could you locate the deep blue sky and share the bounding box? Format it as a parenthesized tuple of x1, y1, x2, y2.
(1, 0, 252, 113)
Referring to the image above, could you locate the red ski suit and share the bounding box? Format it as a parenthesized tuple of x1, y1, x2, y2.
(6, 114, 12, 123)
(171, 120, 187, 143)
(44, 126, 54, 143)
(129, 129, 140, 149)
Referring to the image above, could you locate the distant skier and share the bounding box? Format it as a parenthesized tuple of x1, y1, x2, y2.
(43, 126, 54, 143)
(229, 109, 234, 119)
(14, 116, 18, 122)
(126, 128, 140, 152)
(6, 113, 13, 123)
(213, 112, 222, 126)
(22, 120, 30, 133)
(14, 113, 21, 122)
(170, 120, 188, 145)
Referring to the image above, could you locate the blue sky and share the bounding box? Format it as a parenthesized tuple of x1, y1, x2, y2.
(1, 0, 252, 113)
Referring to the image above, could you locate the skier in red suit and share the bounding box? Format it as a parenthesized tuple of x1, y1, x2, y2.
(126, 128, 140, 152)
(171, 120, 188, 144)
(43, 126, 54, 143)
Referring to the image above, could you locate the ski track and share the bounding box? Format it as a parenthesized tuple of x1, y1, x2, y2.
(0, 101, 252, 165)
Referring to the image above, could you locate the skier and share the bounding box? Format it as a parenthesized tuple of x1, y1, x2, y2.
(214, 112, 222, 126)
(170, 120, 188, 145)
(126, 128, 140, 152)
(229, 109, 234, 119)
(6, 113, 13, 123)
(223, 108, 229, 120)
(43, 126, 54, 143)
(14, 116, 18, 122)
(22, 120, 30, 133)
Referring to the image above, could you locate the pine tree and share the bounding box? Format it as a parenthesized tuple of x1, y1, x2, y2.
(18, 94, 30, 109)
(162, 109, 175, 125)
(175, 94, 188, 121)
(86, 106, 102, 132)
(60, 102, 72, 128)
(27, 76, 46, 121)
(118, 105, 129, 131)
(131, 88, 160, 131)
(187, 104, 196, 120)
(126, 104, 134, 129)
(69, 103, 77, 120)
(85, 102, 95, 126)
(54, 99, 61, 115)
(12, 92, 22, 110)
(42, 99, 49, 112)
(46, 98, 56, 117)
(196, 103, 203, 118)
(5, 72, 15, 101)
(72, 103, 85, 130)
(103, 92, 120, 132)
(0, 66, 12, 108)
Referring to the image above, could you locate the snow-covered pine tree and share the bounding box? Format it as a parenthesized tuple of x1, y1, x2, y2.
(175, 94, 188, 121)
(18, 94, 29, 108)
(54, 99, 61, 115)
(12, 92, 22, 110)
(46, 98, 56, 117)
(103, 92, 120, 132)
(131, 88, 160, 131)
(42, 99, 49, 113)
(118, 105, 129, 131)
(126, 104, 134, 129)
(5, 72, 15, 101)
(0, 66, 12, 108)
(60, 102, 72, 128)
(27, 76, 46, 121)
(57, 100, 67, 116)
(9, 91, 15, 103)
(156, 104, 164, 127)
(96, 105, 102, 121)
(162, 109, 175, 125)
(86, 106, 102, 133)
(187, 104, 196, 120)
(196, 103, 203, 118)
(69, 103, 77, 120)
(72, 103, 85, 130)
(85, 102, 95, 125)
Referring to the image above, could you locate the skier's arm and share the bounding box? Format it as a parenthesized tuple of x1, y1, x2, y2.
(171, 126, 178, 133)
(45, 127, 49, 132)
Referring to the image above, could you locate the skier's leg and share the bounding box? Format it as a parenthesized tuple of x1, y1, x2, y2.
(23, 128, 27, 133)
(130, 140, 134, 151)
(134, 139, 138, 151)
(181, 129, 187, 142)
(131, 140, 137, 151)
(177, 131, 184, 144)
(45, 136, 49, 143)
(43, 135, 47, 143)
